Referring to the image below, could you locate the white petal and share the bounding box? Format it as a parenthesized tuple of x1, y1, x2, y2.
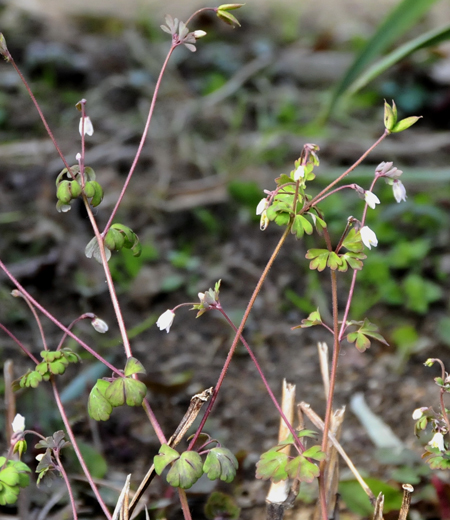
(256, 198, 268, 215)
(12, 413, 25, 433)
(393, 180, 407, 203)
(360, 226, 378, 249)
(91, 317, 109, 333)
(156, 310, 175, 333)
(364, 191, 380, 209)
(294, 165, 305, 181)
(429, 432, 445, 451)
(79, 116, 94, 137)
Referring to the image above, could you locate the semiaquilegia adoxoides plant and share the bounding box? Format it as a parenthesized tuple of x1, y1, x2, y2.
(0, 6, 428, 519)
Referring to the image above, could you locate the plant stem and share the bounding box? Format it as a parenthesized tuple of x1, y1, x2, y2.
(188, 226, 290, 450)
(54, 450, 78, 520)
(141, 399, 167, 445)
(0, 322, 39, 364)
(217, 307, 305, 451)
(178, 488, 193, 520)
(103, 45, 176, 235)
(13, 290, 48, 351)
(51, 378, 112, 520)
(303, 130, 389, 214)
(0, 260, 122, 376)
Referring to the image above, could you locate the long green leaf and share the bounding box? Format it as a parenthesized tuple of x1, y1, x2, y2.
(348, 23, 450, 95)
(321, 0, 441, 120)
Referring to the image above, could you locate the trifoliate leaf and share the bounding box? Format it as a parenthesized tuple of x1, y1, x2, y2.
(203, 448, 238, 483)
(327, 252, 343, 270)
(292, 308, 322, 329)
(18, 370, 43, 389)
(166, 451, 204, 489)
(255, 451, 288, 482)
(88, 379, 113, 421)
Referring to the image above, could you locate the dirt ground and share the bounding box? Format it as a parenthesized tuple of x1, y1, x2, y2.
(1, 1, 450, 519)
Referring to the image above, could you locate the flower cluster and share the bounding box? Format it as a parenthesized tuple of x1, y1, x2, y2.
(161, 15, 207, 52)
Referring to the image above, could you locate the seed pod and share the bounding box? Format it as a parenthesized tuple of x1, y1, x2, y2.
(105, 228, 125, 251)
(70, 180, 82, 198)
(83, 181, 96, 198)
(90, 181, 104, 207)
(56, 180, 72, 204)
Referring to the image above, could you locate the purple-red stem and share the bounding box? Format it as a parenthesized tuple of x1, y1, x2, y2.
(188, 227, 290, 450)
(51, 378, 111, 520)
(54, 450, 78, 520)
(0, 322, 39, 364)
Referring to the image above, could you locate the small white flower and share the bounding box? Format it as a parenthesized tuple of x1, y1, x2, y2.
(193, 30, 207, 39)
(12, 414, 25, 433)
(156, 310, 175, 333)
(364, 191, 380, 209)
(392, 180, 407, 203)
(429, 432, 445, 452)
(360, 226, 378, 249)
(76, 152, 81, 162)
(91, 317, 109, 333)
(35, 453, 44, 462)
(256, 198, 268, 215)
(294, 165, 305, 181)
(412, 408, 423, 420)
(79, 116, 94, 137)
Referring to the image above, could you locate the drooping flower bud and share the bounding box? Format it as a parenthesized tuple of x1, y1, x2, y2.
(360, 226, 378, 249)
(156, 310, 175, 333)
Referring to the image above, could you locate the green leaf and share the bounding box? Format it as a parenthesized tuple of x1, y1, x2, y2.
(105, 378, 126, 407)
(327, 252, 343, 270)
(154, 444, 180, 475)
(340, 478, 403, 515)
(347, 331, 371, 352)
(291, 215, 305, 238)
(166, 451, 204, 489)
(255, 451, 288, 482)
(203, 448, 238, 483)
(19, 370, 43, 389)
(123, 378, 147, 406)
(0, 466, 20, 487)
(306, 249, 330, 272)
(124, 357, 146, 377)
(293, 308, 322, 329)
(285, 455, 319, 482)
(0, 483, 19, 505)
(302, 445, 326, 461)
(321, 0, 440, 120)
(88, 379, 113, 421)
(342, 228, 364, 253)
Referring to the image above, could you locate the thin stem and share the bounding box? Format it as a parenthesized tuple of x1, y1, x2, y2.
(303, 130, 389, 214)
(54, 450, 78, 520)
(51, 378, 112, 520)
(217, 307, 305, 450)
(84, 200, 132, 358)
(188, 227, 291, 450)
(0, 322, 39, 364)
(103, 45, 175, 235)
(431, 359, 450, 433)
(8, 57, 71, 172)
(0, 259, 122, 376)
(339, 269, 358, 341)
(14, 290, 48, 350)
(56, 313, 95, 350)
(141, 399, 167, 445)
(178, 488, 193, 520)
(185, 7, 216, 26)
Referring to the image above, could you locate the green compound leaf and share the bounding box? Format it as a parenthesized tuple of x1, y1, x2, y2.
(306, 249, 330, 272)
(423, 447, 450, 470)
(35, 431, 69, 451)
(0, 466, 20, 487)
(347, 331, 371, 352)
(88, 379, 113, 421)
(203, 448, 238, 483)
(0, 459, 31, 506)
(154, 444, 180, 475)
(0, 484, 19, 506)
(293, 308, 322, 329)
(124, 357, 146, 377)
(342, 228, 364, 253)
(285, 455, 320, 482)
(327, 252, 343, 270)
(255, 450, 289, 483)
(346, 318, 389, 352)
(18, 369, 43, 389)
(166, 451, 204, 489)
(342, 252, 366, 271)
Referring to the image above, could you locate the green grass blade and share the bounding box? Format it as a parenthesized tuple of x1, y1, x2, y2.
(348, 23, 450, 95)
(321, 0, 441, 121)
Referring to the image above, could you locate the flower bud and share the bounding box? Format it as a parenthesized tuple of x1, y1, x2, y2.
(56, 180, 73, 204)
(193, 30, 207, 39)
(91, 317, 109, 333)
(156, 310, 175, 333)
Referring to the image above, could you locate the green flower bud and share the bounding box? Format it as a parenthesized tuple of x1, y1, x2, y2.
(384, 100, 397, 132)
(391, 115, 422, 133)
(83, 181, 96, 198)
(105, 228, 125, 251)
(217, 9, 241, 26)
(13, 440, 27, 459)
(56, 181, 72, 204)
(0, 33, 10, 61)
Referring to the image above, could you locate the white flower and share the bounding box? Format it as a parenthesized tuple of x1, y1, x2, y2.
(364, 191, 380, 209)
(294, 165, 305, 181)
(12, 414, 25, 433)
(429, 432, 445, 452)
(193, 30, 207, 39)
(256, 198, 268, 215)
(76, 152, 81, 162)
(360, 226, 378, 249)
(91, 317, 109, 333)
(392, 180, 407, 203)
(412, 408, 423, 420)
(79, 116, 94, 137)
(156, 310, 175, 333)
